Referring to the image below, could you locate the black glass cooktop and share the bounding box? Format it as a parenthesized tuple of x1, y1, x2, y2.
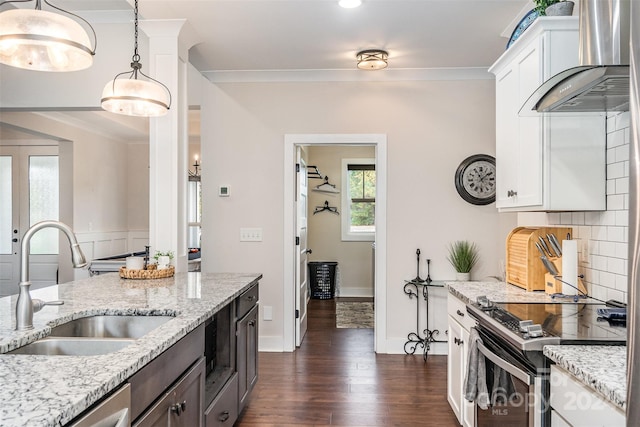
(482, 302, 627, 343)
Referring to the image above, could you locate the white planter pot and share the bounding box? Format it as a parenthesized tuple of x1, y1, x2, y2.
(157, 256, 171, 270)
(456, 272, 471, 281)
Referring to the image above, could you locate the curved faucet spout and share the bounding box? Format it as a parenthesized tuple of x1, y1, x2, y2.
(16, 220, 87, 331)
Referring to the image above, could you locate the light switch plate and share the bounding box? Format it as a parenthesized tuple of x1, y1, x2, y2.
(240, 227, 263, 242)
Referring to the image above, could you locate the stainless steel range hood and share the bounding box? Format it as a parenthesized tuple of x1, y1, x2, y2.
(521, 0, 630, 114)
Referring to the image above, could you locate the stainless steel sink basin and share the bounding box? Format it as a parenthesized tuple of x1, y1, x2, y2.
(49, 315, 173, 339)
(8, 337, 134, 356)
(7, 315, 174, 356)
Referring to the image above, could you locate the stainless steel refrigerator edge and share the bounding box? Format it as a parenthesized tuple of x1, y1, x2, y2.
(629, 0, 640, 425)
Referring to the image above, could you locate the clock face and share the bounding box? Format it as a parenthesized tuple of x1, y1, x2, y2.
(455, 155, 496, 205)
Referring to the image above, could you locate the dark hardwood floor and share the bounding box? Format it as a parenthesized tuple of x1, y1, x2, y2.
(236, 298, 459, 426)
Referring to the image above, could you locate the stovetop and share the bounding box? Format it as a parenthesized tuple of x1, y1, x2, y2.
(467, 300, 627, 351)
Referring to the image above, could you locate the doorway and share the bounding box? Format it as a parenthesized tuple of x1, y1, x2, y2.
(284, 134, 387, 353)
(0, 144, 60, 297)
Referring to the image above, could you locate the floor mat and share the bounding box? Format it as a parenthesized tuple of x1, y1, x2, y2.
(335, 301, 374, 328)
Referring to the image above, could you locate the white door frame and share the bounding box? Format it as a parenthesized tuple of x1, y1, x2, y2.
(283, 134, 387, 353)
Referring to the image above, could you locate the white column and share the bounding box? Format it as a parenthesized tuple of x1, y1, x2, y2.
(140, 19, 197, 272)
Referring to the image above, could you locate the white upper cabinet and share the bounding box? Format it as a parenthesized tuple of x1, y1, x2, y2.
(490, 17, 606, 212)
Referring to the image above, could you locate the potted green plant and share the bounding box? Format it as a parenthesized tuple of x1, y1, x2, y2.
(446, 241, 479, 281)
(533, 0, 574, 16)
(154, 250, 174, 270)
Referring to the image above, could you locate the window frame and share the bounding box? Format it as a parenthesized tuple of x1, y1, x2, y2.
(341, 158, 376, 242)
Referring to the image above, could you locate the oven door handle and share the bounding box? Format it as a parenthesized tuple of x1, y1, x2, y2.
(477, 341, 532, 385)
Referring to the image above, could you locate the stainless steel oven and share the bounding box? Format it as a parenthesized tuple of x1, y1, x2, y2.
(466, 299, 627, 427)
(474, 325, 545, 427)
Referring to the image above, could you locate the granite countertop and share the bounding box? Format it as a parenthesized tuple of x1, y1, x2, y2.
(544, 345, 627, 411)
(446, 280, 557, 304)
(0, 272, 261, 427)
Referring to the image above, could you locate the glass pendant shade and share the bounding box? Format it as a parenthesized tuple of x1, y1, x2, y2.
(339, 0, 362, 8)
(0, 9, 93, 71)
(101, 78, 170, 117)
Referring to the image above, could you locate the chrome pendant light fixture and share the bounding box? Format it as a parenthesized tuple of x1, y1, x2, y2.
(101, 0, 171, 117)
(0, 0, 96, 72)
(356, 49, 388, 70)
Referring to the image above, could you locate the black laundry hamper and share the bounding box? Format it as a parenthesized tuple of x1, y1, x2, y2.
(308, 261, 338, 299)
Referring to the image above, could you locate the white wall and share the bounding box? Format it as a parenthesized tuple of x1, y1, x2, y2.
(519, 112, 631, 304)
(201, 79, 517, 353)
(307, 145, 375, 297)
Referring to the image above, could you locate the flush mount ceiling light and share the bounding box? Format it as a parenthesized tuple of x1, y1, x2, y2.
(339, 0, 362, 8)
(0, 0, 96, 71)
(101, 0, 171, 117)
(356, 49, 388, 70)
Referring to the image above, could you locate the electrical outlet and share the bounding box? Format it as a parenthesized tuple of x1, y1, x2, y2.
(580, 240, 590, 264)
(263, 305, 273, 321)
(240, 227, 263, 242)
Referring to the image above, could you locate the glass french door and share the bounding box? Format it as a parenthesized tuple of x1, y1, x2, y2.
(0, 145, 59, 297)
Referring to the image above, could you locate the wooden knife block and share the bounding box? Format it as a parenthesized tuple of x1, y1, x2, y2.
(505, 226, 572, 292)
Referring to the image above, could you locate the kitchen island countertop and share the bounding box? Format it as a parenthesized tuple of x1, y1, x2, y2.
(0, 271, 261, 427)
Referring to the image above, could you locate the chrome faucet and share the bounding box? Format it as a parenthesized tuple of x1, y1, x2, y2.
(16, 220, 88, 331)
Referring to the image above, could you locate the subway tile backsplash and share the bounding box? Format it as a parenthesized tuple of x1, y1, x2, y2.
(546, 111, 631, 304)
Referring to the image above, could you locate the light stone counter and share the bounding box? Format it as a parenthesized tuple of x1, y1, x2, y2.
(446, 280, 557, 304)
(544, 345, 627, 411)
(0, 272, 261, 427)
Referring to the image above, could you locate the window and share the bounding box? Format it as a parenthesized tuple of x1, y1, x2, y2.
(187, 176, 202, 248)
(342, 158, 375, 241)
(29, 156, 59, 254)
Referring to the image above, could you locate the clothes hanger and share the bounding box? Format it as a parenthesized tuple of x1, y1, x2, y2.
(312, 176, 340, 194)
(313, 200, 339, 215)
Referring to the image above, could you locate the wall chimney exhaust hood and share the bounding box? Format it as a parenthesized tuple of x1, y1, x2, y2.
(521, 0, 630, 114)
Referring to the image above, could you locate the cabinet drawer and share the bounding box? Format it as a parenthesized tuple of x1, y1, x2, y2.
(447, 295, 476, 332)
(550, 365, 625, 426)
(237, 284, 259, 319)
(205, 373, 239, 427)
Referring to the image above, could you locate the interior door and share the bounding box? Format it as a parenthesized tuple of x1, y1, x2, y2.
(0, 145, 59, 297)
(295, 148, 310, 347)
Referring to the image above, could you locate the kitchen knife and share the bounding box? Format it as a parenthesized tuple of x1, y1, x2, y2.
(545, 234, 559, 257)
(547, 234, 563, 257)
(535, 242, 546, 257)
(540, 256, 559, 276)
(538, 236, 553, 258)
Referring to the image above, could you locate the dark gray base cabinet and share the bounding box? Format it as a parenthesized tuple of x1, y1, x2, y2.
(205, 373, 239, 427)
(237, 304, 258, 412)
(134, 357, 205, 427)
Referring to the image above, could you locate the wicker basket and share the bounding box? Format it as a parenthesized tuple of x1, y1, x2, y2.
(119, 265, 175, 279)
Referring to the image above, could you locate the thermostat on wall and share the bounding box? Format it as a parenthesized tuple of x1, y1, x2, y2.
(219, 186, 230, 197)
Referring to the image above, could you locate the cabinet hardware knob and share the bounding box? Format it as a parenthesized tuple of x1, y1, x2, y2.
(456, 309, 464, 317)
(454, 337, 464, 346)
(12, 238, 18, 242)
(247, 295, 255, 301)
(507, 190, 518, 197)
(249, 320, 256, 326)
(219, 410, 230, 422)
(170, 401, 186, 416)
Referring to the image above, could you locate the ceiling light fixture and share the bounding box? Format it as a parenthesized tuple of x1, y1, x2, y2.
(0, 0, 96, 72)
(356, 49, 388, 70)
(339, 0, 362, 8)
(101, 0, 171, 117)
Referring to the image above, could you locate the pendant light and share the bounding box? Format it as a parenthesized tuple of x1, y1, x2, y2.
(101, 0, 171, 117)
(0, 0, 96, 72)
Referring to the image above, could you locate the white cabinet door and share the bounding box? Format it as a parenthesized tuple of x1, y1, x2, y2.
(490, 17, 606, 212)
(447, 316, 464, 424)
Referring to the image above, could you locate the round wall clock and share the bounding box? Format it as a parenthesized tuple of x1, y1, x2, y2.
(454, 154, 496, 205)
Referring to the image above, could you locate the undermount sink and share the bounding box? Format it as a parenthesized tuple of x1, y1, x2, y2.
(8, 315, 174, 356)
(49, 315, 174, 339)
(8, 337, 134, 356)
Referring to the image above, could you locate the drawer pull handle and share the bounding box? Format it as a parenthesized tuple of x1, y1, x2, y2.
(454, 337, 464, 346)
(171, 401, 187, 416)
(507, 190, 518, 197)
(456, 309, 464, 317)
(247, 295, 255, 301)
(219, 410, 230, 422)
